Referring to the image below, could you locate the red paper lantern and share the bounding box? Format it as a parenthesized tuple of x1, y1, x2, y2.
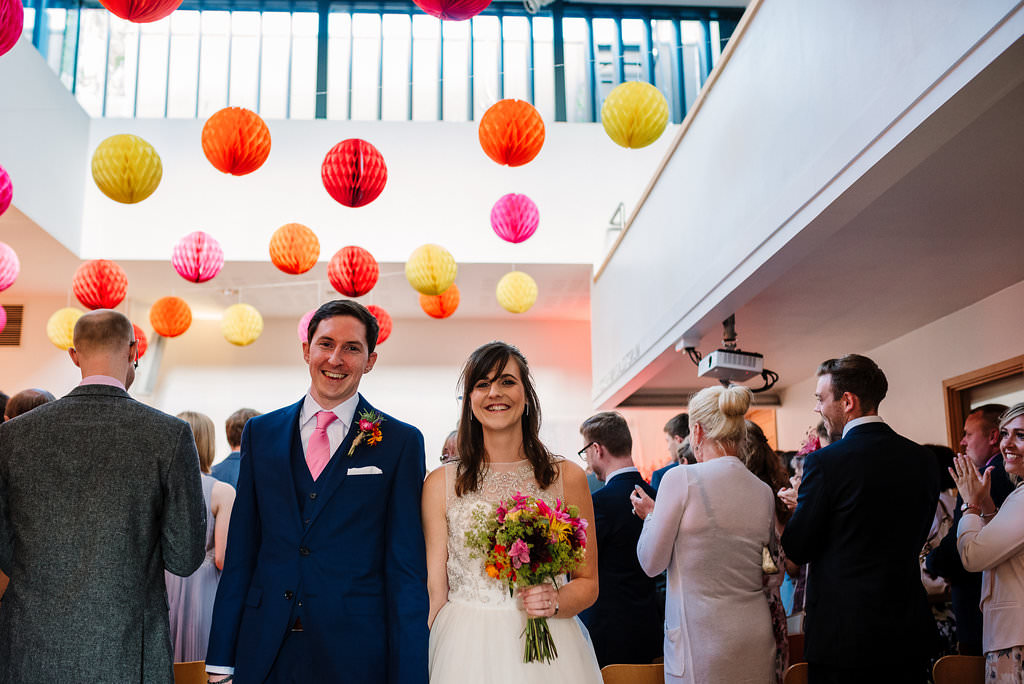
(72, 259, 128, 310)
(491, 193, 539, 243)
(98, 0, 183, 23)
(201, 107, 272, 176)
(269, 223, 320, 275)
(172, 231, 224, 283)
(419, 283, 460, 319)
(322, 139, 388, 208)
(132, 323, 148, 359)
(328, 246, 379, 297)
(478, 99, 545, 167)
(150, 296, 192, 337)
(0, 0, 25, 57)
(412, 0, 490, 21)
(367, 305, 392, 345)
(0, 163, 12, 217)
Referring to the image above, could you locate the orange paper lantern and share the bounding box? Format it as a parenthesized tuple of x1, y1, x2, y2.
(367, 305, 392, 345)
(201, 107, 272, 176)
(478, 99, 545, 167)
(270, 223, 320, 275)
(132, 323, 148, 359)
(150, 296, 192, 337)
(419, 283, 460, 319)
(72, 259, 128, 310)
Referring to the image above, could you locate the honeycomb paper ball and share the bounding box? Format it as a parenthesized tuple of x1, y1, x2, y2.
(150, 296, 192, 337)
(366, 305, 392, 345)
(72, 259, 128, 310)
(321, 139, 388, 208)
(132, 323, 148, 359)
(0, 241, 19, 292)
(328, 246, 379, 297)
(46, 307, 84, 350)
(419, 283, 460, 319)
(0, 0, 25, 57)
(172, 231, 224, 283)
(496, 271, 538, 314)
(0, 163, 12, 217)
(98, 0, 182, 23)
(405, 244, 456, 296)
(491, 193, 539, 244)
(601, 82, 670, 149)
(270, 223, 320, 275)
(412, 0, 490, 21)
(297, 308, 315, 343)
(478, 100, 545, 167)
(202, 107, 272, 176)
(222, 303, 264, 346)
(91, 134, 162, 203)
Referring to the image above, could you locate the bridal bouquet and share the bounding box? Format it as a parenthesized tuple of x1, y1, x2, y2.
(465, 492, 589, 664)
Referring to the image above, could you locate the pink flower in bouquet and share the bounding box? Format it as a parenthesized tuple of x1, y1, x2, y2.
(536, 499, 552, 517)
(497, 503, 507, 523)
(360, 419, 374, 431)
(509, 539, 530, 568)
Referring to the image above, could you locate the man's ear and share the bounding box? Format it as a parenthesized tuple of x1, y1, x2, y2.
(841, 391, 858, 414)
(364, 351, 378, 373)
(68, 347, 81, 369)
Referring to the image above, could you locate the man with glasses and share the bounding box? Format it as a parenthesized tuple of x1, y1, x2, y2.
(0, 309, 207, 683)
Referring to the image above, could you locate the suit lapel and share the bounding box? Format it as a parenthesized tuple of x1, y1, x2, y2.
(270, 399, 305, 537)
(304, 394, 370, 530)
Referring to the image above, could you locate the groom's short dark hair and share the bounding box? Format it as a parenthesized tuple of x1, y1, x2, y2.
(306, 300, 381, 354)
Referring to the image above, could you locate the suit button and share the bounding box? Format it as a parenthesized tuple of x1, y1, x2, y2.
(284, 591, 294, 600)
(309, 492, 317, 500)
(297, 601, 303, 607)
(304, 519, 311, 525)
(300, 547, 310, 556)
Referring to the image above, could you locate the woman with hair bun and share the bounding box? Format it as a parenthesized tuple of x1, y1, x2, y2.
(631, 385, 776, 683)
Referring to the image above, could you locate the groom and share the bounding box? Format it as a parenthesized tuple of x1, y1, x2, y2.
(207, 300, 428, 684)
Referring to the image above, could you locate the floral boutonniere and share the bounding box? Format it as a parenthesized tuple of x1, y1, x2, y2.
(348, 409, 385, 457)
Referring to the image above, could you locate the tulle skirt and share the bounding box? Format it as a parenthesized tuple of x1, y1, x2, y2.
(429, 598, 603, 684)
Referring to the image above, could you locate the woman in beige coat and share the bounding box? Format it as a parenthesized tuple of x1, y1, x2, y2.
(953, 402, 1024, 682)
(632, 385, 775, 683)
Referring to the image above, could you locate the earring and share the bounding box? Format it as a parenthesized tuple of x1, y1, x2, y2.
(525, 404, 530, 416)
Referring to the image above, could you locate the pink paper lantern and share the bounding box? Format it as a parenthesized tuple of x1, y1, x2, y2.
(0, 305, 6, 334)
(297, 308, 315, 343)
(0, 0, 24, 58)
(172, 231, 224, 283)
(0, 241, 19, 292)
(0, 164, 12, 217)
(412, 0, 491, 21)
(490, 193, 539, 244)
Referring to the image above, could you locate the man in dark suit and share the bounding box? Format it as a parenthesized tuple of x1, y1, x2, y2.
(211, 407, 261, 488)
(926, 403, 1012, 655)
(577, 412, 661, 668)
(207, 300, 428, 684)
(782, 354, 939, 683)
(0, 310, 206, 683)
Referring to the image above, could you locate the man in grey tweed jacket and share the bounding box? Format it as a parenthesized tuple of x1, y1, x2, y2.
(0, 310, 207, 683)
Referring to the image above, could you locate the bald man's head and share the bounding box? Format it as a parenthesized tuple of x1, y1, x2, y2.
(72, 310, 133, 355)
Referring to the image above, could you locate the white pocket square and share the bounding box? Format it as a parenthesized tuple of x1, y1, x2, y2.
(347, 466, 383, 475)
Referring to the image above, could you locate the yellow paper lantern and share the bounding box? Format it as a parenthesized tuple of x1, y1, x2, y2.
(222, 303, 264, 346)
(405, 244, 457, 296)
(47, 307, 84, 350)
(496, 271, 538, 314)
(91, 134, 163, 203)
(601, 82, 669, 149)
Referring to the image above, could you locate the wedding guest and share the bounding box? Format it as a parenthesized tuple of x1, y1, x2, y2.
(166, 411, 236, 663)
(952, 402, 1024, 682)
(920, 444, 959, 658)
(0, 309, 206, 682)
(782, 354, 938, 682)
(2, 388, 56, 420)
(211, 407, 261, 488)
(0, 391, 7, 421)
(632, 385, 775, 683)
(926, 404, 1012, 655)
(651, 413, 689, 490)
(742, 420, 790, 684)
(440, 430, 458, 464)
(577, 411, 661, 668)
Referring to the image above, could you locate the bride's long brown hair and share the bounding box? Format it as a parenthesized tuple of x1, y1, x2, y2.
(454, 341, 557, 497)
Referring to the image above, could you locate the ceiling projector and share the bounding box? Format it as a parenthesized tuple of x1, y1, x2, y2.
(697, 348, 764, 382)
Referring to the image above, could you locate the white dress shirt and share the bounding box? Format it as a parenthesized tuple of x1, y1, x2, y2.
(299, 392, 360, 457)
(842, 414, 885, 438)
(604, 466, 639, 484)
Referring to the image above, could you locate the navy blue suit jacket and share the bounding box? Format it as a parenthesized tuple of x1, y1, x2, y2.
(207, 395, 429, 684)
(781, 421, 939, 668)
(210, 451, 241, 489)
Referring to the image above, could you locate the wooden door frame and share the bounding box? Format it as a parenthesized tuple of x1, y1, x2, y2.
(943, 354, 1024, 448)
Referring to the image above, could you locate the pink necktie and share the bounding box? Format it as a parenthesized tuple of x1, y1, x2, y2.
(307, 410, 338, 481)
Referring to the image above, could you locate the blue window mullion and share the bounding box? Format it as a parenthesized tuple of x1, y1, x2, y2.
(526, 14, 534, 104)
(585, 13, 596, 121)
(496, 11, 503, 100)
(613, 15, 623, 85)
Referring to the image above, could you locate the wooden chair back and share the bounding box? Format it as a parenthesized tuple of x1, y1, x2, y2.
(783, 662, 808, 684)
(173, 661, 207, 684)
(601, 663, 664, 684)
(933, 655, 985, 684)
(787, 632, 805, 664)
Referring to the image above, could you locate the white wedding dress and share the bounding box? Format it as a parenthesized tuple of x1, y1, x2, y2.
(428, 459, 603, 683)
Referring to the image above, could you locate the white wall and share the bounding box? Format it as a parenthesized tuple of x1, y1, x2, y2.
(590, 0, 1024, 406)
(775, 278, 1024, 450)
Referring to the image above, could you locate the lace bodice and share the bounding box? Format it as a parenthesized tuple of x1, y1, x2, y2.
(444, 459, 564, 606)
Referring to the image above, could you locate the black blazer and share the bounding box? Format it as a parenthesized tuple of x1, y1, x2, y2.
(579, 470, 662, 668)
(781, 421, 939, 667)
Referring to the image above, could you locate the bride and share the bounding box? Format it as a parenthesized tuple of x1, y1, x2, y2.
(422, 341, 603, 683)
